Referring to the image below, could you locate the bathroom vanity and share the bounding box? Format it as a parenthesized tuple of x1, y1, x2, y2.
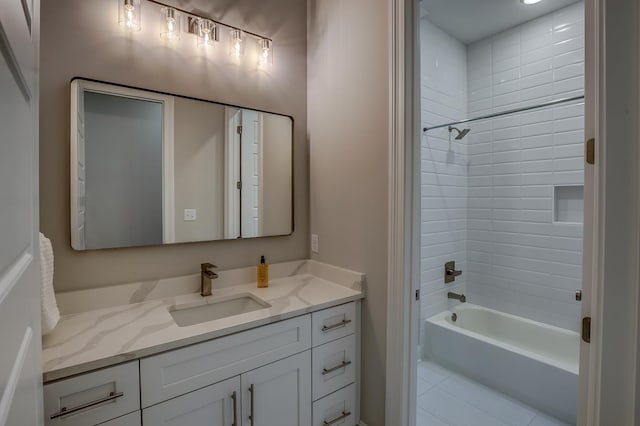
(42, 260, 364, 426)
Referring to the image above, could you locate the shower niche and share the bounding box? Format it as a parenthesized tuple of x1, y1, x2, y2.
(554, 185, 584, 223)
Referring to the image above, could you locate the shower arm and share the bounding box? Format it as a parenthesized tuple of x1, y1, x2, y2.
(422, 95, 585, 133)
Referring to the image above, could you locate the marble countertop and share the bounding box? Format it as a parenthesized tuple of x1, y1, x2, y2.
(42, 260, 365, 383)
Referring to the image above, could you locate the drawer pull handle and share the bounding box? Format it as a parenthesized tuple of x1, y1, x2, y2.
(50, 391, 124, 419)
(248, 384, 255, 425)
(321, 319, 351, 332)
(322, 360, 352, 375)
(323, 410, 352, 425)
(231, 391, 238, 426)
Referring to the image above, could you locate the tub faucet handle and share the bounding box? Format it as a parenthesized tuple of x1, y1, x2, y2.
(444, 261, 462, 284)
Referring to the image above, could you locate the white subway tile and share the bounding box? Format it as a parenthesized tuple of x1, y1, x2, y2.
(421, 3, 584, 329)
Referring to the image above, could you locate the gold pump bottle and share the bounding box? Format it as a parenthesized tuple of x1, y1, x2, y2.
(257, 256, 269, 288)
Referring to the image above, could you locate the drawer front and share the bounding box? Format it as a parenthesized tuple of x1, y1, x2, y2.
(312, 302, 356, 346)
(98, 411, 141, 426)
(312, 334, 356, 401)
(312, 384, 356, 426)
(44, 361, 140, 426)
(143, 376, 240, 426)
(141, 315, 311, 407)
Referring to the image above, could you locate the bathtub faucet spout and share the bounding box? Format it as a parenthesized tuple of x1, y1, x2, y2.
(448, 292, 466, 303)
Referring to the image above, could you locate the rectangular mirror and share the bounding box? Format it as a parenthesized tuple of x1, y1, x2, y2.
(70, 78, 293, 250)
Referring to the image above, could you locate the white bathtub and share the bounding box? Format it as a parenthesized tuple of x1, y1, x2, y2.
(425, 304, 579, 424)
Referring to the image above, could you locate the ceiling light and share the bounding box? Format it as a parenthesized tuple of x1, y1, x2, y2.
(521, 0, 542, 4)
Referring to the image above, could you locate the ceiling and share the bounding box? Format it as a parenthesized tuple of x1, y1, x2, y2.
(420, 0, 581, 44)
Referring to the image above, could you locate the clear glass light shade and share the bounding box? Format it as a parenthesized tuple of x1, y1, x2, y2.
(258, 39, 273, 66)
(160, 7, 180, 41)
(197, 19, 218, 48)
(119, 0, 141, 31)
(228, 29, 245, 59)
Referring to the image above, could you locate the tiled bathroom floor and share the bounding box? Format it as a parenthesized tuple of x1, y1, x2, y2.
(416, 360, 572, 426)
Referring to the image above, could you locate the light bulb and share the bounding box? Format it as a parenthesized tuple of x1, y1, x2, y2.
(228, 29, 244, 59)
(197, 19, 218, 48)
(258, 39, 273, 67)
(119, 0, 141, 31)
(161, 7, 180, 41)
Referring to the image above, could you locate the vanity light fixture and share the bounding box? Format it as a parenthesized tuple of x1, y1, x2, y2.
(229, 29, 245, 59)
(126, 0, 274, 65)
(160, 7, 180, 41)
(258, 39, 273, 66)
(197, 19, 218, 48)
(521, 0, 542, 4)
(119, 0, 142, 31)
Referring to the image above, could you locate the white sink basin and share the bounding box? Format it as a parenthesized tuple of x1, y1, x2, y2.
(169, 294, 271, 327)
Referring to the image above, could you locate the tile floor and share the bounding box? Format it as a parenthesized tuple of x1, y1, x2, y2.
(416, 360, 572, 426)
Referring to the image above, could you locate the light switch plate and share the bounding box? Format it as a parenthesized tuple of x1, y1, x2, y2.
(184, 209, 197, 221)
(311, 234, 319, 253)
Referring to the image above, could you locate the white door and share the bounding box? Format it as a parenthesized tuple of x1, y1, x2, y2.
(143, 376, 240, 426)
(0, 0, 43, 425)
(241, 351, 311, 426)
(240, 110, 261, 238)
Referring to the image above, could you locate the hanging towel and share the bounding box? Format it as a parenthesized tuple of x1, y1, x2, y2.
(40, 233, 60, 334)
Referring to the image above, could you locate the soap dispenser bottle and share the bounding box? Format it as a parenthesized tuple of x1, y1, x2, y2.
(257, 255, 269, 288)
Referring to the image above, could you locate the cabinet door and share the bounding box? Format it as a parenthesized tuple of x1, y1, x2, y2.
(142, 376, 240, 426)
(241, 351, 311, 426)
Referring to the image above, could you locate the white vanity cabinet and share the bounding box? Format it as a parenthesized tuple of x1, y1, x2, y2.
(44, 301, 360, 426)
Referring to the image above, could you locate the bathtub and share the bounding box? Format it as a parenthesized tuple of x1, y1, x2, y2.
(424, 304, 579, 424)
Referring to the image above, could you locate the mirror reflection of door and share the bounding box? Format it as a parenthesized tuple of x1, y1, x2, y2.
(83, 91, 164, 249)
(224, 107, 242, 239)
(240, 110, 263, 238)
(224, 108, 264, 239)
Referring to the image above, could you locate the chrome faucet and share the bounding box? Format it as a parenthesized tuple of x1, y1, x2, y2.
(448, 292, 466, 303)
(200, 263, 218, 297)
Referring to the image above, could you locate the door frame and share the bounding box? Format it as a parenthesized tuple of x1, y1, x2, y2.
(69, 79, 175, 246)
(385, 0, 640, 424)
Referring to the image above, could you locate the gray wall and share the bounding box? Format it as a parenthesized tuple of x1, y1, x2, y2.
(84, 92, 163, 249)
(261, 114, 292, 236)
(308, 0, 389, 424)
(173, 98, 225, 243)
(40, 0, 308, 290)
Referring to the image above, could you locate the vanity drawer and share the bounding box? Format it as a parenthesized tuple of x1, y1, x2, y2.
(140, 315, 311, 407)
(312, 384, 356, 426)
(312, 302, 356, 347)
(44, 361, 140, 426)
(312, 334, 356, 401)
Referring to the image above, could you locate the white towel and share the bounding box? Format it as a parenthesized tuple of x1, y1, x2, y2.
(40, 233, 60, 334)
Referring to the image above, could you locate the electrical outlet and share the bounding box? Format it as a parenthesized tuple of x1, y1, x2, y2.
(311, 234, 319, 253)
(183, 209, 197, 221)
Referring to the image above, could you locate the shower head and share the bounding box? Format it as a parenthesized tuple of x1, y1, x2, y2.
(448, 126, 471, 140)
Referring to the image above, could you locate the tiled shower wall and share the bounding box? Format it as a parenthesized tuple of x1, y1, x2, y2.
(465, 2, 584, 331)
(420, 2, 584, 334)
(419, 20, 468, 321)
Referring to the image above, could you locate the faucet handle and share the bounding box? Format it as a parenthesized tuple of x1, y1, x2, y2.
(201, 263, 218, 271)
